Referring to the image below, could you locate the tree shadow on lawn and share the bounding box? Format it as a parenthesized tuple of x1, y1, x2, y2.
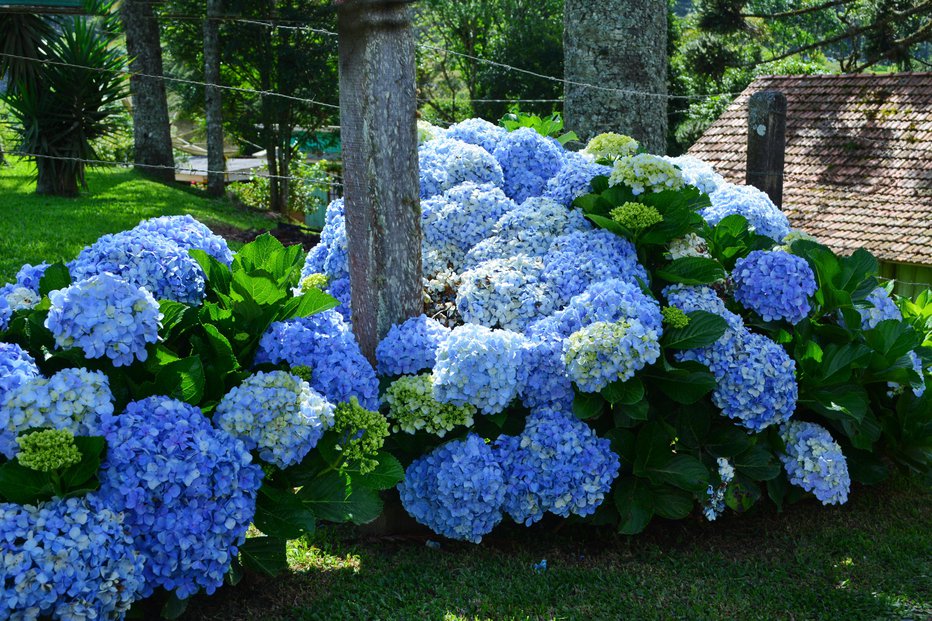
(184, 477, 931, 621)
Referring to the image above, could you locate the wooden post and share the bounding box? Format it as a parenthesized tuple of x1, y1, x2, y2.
(746, 90, 787, 207)
(335, 0, 422, 364)
(204, 0, 225, 196)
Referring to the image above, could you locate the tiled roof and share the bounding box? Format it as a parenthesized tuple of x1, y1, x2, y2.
(688, 73, 932, 266)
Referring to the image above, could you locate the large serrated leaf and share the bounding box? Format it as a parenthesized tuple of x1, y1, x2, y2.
(661, 311, 728, 350)
(239, 537, 287, 576)
(656, 257, 726, 285)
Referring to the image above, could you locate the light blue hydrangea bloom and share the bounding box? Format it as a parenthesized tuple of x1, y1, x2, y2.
(702, 183, 792, 241)
(301, 199, 345, 278)
(456, 255, 557, 331)
(857, 286, 902, 329)
(326, 276, 353, 321)
(0, 367, 114, 458)
(662, 155, 725, 195)
(215, 370, 336, 468)
(564, 319, 662, 392)
(0, 494, 145, 620)
(444, 117, 508, 153)
(398, 433, 505, 543)
(45, 273, 162, 367)
(256, 310, 380, 410)
(98, 396, 263, 599)
(703, 457, 735, 521)
(492, 127, 565, 202)
(419, 137, 504, 199)
(517, 336, 575, 411)
(428, 182, 517, 252)
(302, 242, 329, 278)
(12, 261, 50, 292)
(543, 152, 612, 207)
(662, 283, 744, 330)
(679, 328, 797, 431)
(133, 214, 234, 265)
(432, 323, 526, 415)
(780, 420, 850, 505)
(494, 408, 620, 525)
(542, 229, 648, 304)
(70, 229, 206, 304)
(375, 314, 450, 376)
(0, 295, 9, 331)
(0, 342, 39, 402)
(732, 250, 817, 324)
(0, 283, 40, 314)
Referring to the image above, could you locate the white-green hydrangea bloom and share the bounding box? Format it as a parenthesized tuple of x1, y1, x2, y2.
(582, 132, 639, 162)
(385, 373, 475, 437)
(609, 154, 685, 195)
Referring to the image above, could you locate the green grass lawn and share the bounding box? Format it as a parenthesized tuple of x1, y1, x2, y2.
(0, 158, 272, 283)
(185, 476, 931, 621)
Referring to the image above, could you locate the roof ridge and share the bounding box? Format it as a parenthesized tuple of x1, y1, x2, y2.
(749, 71, 932, 82)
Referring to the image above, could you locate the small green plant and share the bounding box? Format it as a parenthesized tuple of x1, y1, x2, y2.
(500, 110, 579, 145)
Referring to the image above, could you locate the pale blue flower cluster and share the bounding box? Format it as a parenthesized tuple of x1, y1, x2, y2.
(456, 255, 556, 331)
(662, 284, 743, 330)
(0, 367, 113, 458)
(70, 229, 206, 303)
(662, 155, 725, 195)
(45, 273, 162, 367)
(419, 138, 504, 199)
(432, 324, 525, 415)
(256, 310, 380, 410)
(12, 261, 50, 292)
(494, 408, 620, 525)
(133, 215, 234, 265)
(0, 262, 50, 324)
(424, 183, 517, 253)
(0, 295, 9, 331)
(541, 229, 647, 303)
(98, 397, 263, 598)
(564, 319, 662, 392)
(857, 286, 902, 329)
(779, 420, 850, 505)
(732, 250, 817, 323)
(375, 314, 450, 376)
(492, 127, 565, 202)
(543, 152, 611, 207)
(215, 371, 335, 468)
(517, 336, 574, 410)
(0, 494, 145, 621)
(398, 433, 505, 543)
(703, 457, 735, 521)
(444, 118, 507, 154)
(0, 342, 38, 401)
(702, 183, 792, 241)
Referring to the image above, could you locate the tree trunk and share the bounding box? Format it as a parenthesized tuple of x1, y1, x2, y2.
(336, 0, 423, 364)
(121, 0, 175, 182)
(563, 0, 668, 153)
(204, 0, 225, 196)
(35, 158, 80, 197)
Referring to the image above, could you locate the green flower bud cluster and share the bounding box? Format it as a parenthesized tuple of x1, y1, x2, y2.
(610, 202, 663, 231)
(384, 373, 476, 437)
(662, 306, 691, 329)
(299, 273, 329, 293)
(290, 365, 314, 383)
(16, 429, 82, 472)
(332, 397, 389, 474)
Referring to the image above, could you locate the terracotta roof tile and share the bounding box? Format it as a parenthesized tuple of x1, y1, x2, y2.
(689, 73, 932, 266)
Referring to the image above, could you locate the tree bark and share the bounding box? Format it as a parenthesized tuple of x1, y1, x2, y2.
(204, 0, 225, 196)
(35, 159, 80, 197)
(121, 0, 175, 182)
(563, 0, 668, 153)
(336, 0, 423, 364)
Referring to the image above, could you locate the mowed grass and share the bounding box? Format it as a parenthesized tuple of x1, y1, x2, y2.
(185, 476, 931, 621)
(0, 158, 271, 282)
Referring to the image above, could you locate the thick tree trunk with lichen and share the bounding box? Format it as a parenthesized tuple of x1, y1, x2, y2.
(336, 0, 423, 364)
(563, 0, 668, 153)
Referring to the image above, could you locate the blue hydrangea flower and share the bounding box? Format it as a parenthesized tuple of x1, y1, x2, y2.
(732, 250, 817, 324)
(780, 420, 850, 505)
(98, 396, 263, 599)
(432, 323, 526, 415)
(492, 127, 565, 202)
(256, 310, 380, 410)
(0, 283, 40, 314)
(426, 182, 517, 252)
(564, 319, 662, 392)
(70, 229, 206, 303)
(375, 314, 450, 376)
(0, 342, 39, 402)
(133, 214, 234, 265)
(45, 273, 162, 367)
(702, 183, 792, 241)
(527, 278, 662, 340)
(215, 371, 336, 468)
(857, 287, 902, 329)
(494, 408, 620, 525)
(679, 328, 797, 431)
(0, 295, 9, 331)
(662, 283, 744, 330)
(302, 242, 329, 278)
(543, 152, 611, 207)
(456, 255, 557, 331)
(0, 494, 145, 620)
(326, 276, 353, 321)
(318, 211, 349, 283)
(517, 336, 575, 411)
(703, 457, 735, 521)
(444, 118, 507, 153)
(662, 155, 725, 195)
(0, 367, 114, 458)
(542, 229, 648, 304)
(419, 138, 504, 199)
(12, 261, 50, 293)
(398, 433, 505, 543)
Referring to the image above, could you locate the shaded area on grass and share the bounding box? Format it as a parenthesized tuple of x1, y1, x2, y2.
(185, 477, 931, 621)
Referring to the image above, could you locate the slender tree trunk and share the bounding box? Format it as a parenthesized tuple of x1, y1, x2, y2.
(337, 0, 423, 363)
(204, 0, 225, 196)
(121, 0, 175, 182)
(563, 0, 668, 153)
(35, 159, 80, 197)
